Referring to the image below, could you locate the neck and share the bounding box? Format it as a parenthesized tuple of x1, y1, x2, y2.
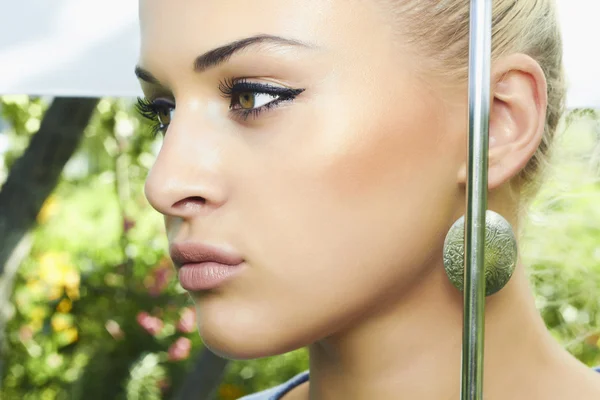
(307, 258, 566, 399)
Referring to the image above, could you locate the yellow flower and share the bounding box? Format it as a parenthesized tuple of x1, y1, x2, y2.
(66, 286, 80, 301)
(56, 299, 72, 313)
(51, 314, 72, 332)
(62, 327, 78, 345)
(47, 286, 63, 301)
(63, 270, 80, 291)
(39, 252, 67, 286)
(38, 252, 80, 298)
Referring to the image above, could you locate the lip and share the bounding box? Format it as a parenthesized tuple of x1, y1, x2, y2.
(170, 242, 245, 291)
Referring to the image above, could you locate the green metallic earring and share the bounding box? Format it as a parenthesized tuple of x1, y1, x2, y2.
(443, 210, 518, 296)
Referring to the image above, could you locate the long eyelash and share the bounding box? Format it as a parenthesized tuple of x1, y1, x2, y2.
(218, 77, 238, 97)
(135, 97, 165, 137)
(218, 78, 305, 121)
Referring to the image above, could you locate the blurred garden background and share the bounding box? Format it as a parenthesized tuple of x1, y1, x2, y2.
(0, 95, 599, 400)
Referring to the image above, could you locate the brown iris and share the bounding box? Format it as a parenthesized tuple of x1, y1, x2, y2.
(238, 92, 255, 109)
(157, 108, 171, 126)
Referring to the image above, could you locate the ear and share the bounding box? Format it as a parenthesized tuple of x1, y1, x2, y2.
(457, 54, 547, 190)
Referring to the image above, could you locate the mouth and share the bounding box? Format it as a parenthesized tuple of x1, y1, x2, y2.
(170, 242, 245, 291)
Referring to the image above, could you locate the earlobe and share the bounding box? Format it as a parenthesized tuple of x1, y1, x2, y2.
(456, 54, 547, 191)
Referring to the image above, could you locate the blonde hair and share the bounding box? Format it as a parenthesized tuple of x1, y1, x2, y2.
(388, 0, 566, 210)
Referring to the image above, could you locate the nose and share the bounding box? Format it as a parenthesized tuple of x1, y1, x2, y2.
(144, 110, 229, 219)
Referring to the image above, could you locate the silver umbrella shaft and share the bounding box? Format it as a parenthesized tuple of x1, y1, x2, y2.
(462, 0, 492, 399)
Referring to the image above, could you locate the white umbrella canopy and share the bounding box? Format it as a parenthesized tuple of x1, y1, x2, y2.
(0, 0, 598, 108)
(0, 0, 141, 98)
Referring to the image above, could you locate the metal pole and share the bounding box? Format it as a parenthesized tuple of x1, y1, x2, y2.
(462, 0, 492, 399)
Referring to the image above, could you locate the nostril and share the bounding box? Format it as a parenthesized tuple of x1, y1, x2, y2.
(173, 196, 207, 210)
(188, 196, 206, 205)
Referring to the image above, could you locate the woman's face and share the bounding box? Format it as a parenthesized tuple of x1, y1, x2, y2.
(139, 0, 466, 359)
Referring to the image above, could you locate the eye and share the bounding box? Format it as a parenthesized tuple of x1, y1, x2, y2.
(235, 92, 280, 110)
(156, 103, 174, 127)
(136, 97, 175, 136)
(219, 78, 305, 121)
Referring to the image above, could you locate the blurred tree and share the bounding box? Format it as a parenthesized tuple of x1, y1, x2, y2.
(0, 97, 99, 386)
(0, 97, 99, 275)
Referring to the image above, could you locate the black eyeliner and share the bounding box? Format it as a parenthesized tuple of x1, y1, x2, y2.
(219, 78, 305, 121)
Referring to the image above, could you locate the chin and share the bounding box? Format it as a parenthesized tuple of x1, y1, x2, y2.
(195, 304, 314, 360)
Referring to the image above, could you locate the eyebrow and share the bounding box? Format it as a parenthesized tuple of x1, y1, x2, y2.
(135, 34, 312, 84)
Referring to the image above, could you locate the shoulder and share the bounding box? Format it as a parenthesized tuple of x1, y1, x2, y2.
(238, 370, 310, 400)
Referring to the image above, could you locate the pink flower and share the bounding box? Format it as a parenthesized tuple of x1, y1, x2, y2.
(145, 264, 174, 297)
(176, 307, 196, 333)
(168, 337, 192, 361)
(136, 311, 164, 336)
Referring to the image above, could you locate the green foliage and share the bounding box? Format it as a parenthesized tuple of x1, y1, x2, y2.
(521, 110, 600, 366)
(0, 95, 48, 169)
(125, 353, 168, 400)
(0, 96, 599, 399)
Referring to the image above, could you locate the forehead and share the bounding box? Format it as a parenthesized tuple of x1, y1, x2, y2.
(138, 0, 387, 62)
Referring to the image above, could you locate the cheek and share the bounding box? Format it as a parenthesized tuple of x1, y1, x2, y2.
(311, 101, 453, 277)
(239, 82, 461, 301)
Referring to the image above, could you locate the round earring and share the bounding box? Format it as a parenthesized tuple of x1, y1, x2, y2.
(442, 210, 518, 296)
